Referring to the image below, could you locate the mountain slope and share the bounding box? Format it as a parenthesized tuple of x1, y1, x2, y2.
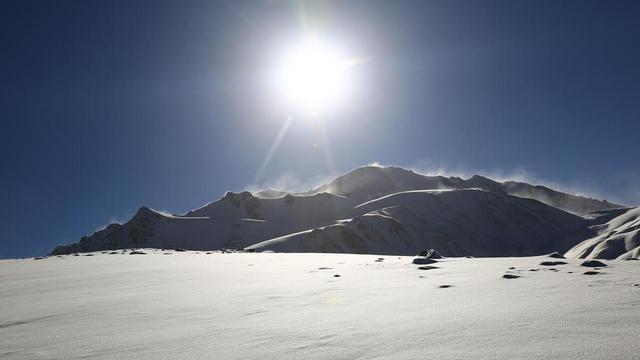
(51, 192, 351, 255)
(274, 166, 622, 215)
(248, 189, 587, 256)
(565, 207, 640, 259)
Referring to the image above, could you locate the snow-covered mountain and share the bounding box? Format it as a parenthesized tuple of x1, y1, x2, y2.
(291, 166, 621, 215)
(51, 166, 625, 257)
(51, 191, 352, 255)
(248, 189, 587, 256)
(565, 207, 640, 259)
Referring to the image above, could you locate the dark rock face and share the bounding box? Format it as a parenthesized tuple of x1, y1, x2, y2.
(50, 208, 155, 255)
(581, 260, 607, 268)
(128, 210, 156, 246)
(227, 192, 263, 220)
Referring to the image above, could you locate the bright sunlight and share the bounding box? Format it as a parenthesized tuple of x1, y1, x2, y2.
(273, 37, 357, 116)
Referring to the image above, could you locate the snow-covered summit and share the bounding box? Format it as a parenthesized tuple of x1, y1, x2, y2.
(303, 166, 622, 215)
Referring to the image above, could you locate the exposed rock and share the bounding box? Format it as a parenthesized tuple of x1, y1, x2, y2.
(581, 260, 607, 268)
(540, 261, 567, 266)
(417, 249, 443, 259)
(417, 265, 439, 270)
(412, 258, 437, 265)
(548, 252, 566, 259)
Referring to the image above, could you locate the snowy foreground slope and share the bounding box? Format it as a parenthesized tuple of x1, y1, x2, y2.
(51, 166, 625, 257)
(2, 251, 639, 360)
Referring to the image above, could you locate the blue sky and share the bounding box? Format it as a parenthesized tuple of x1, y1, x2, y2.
(2, 0, 639, 258)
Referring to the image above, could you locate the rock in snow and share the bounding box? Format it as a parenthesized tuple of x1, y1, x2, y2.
(547, 251, 566, 259)
(418, 249, 443, 258)
(581, 260, 608, 268)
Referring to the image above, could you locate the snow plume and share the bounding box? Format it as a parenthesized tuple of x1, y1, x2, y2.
(246, 171, 332, 194)
(400, 161, 617, 203)
(250, 161, 625, 205)
(94, 216, 125, 232)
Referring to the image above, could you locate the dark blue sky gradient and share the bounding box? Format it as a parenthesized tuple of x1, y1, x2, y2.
(2, 0, 639, 258)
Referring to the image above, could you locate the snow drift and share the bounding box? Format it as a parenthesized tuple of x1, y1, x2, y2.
(566, 207, 640, 259)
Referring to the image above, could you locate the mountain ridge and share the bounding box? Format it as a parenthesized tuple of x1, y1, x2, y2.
(51, 166, 626, 257)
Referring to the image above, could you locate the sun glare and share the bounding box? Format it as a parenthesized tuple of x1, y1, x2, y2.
(273, 38, 354, 116)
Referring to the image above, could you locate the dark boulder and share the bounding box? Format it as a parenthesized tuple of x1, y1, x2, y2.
(581, 260, 607, 268)
(417, 249, 443, 259)
(540, 261, 567, 266)
(413, 258, 437, 265)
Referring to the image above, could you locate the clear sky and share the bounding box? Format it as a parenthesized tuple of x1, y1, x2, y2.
(2, 0, 639, 258)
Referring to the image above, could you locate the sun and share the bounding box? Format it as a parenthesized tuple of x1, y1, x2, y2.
(273, 37, 354, 116)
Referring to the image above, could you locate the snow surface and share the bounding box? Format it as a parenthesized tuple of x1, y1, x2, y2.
(1, 251, 639, 359)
